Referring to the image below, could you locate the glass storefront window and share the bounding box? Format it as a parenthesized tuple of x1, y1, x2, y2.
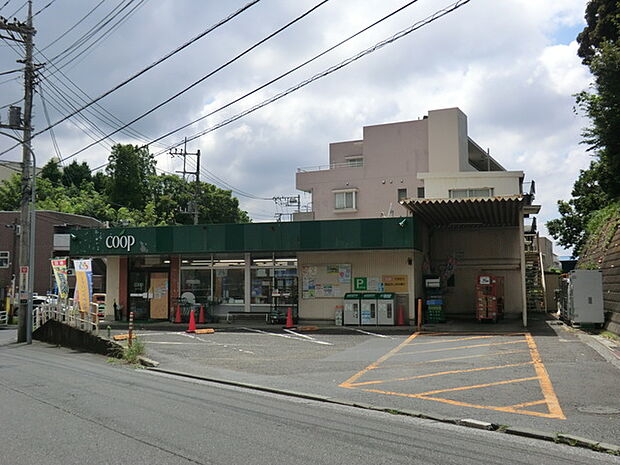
(214, 268, 244, 304)
(180, 269, 211, 303)
(251, 268, 272, 304)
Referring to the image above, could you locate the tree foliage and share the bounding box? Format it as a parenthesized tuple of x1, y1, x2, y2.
(547, 1, 620, 255)
(0, 144, 249, 227)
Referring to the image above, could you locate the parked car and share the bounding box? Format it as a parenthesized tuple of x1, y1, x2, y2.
(13, 295, 48, 316)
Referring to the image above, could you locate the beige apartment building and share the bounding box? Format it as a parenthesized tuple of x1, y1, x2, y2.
(296, 107, 544, 324)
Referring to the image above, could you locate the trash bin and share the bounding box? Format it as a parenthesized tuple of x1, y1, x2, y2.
(377, 292, 396, 325)
(361, 293, 378, 325)
(343, 293, 362, 325)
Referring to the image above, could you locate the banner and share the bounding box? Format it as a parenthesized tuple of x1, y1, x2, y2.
(51, 258, 69, 300)
(73, 259, 93, 312)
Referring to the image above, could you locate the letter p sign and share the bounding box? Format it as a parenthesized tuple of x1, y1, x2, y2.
(354, 277, 367, 291)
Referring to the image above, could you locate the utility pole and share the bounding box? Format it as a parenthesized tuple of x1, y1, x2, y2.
(273, 195, 300, 222)
(169, 139, 201, 224)
(0, 1, 36, 343)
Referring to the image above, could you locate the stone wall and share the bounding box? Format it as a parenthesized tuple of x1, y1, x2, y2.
(33, 320, 123, 357)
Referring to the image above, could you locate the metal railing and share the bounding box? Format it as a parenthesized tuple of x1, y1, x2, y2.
(33, 298, 99, 335)
(297, 160, 363, 172)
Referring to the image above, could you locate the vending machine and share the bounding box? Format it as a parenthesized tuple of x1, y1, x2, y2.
(475, 275, 504, 322)
(361, 293, 378, 325)
(377, 293, 396, 325)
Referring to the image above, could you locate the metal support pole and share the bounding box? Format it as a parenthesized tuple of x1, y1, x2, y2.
(128, 311, 134, 347)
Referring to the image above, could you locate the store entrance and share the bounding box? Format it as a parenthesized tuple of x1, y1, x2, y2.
(128, 270, 169, 321)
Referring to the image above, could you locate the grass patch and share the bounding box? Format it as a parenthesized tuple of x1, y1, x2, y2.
(122, 337, 146, 365)
(599, 330, 619, 342)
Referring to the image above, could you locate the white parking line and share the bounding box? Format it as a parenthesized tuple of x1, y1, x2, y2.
(346, 328, 392, 338)
(178, 332, 255, 354)
(283, 329, 333, 345)
(242, 327, 332, 345)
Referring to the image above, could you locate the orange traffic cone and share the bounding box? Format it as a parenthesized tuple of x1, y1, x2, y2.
(396, 304, 406, 326)
(198, 304, 206, 324)
(186, 309, 196, 333)
(283, 307, 295, 329)
(174, 304, 182, 323)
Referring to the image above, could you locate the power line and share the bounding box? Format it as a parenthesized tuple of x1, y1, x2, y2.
(55, 0, 329, 164)
(0, 0, 261, 158)
(0, 0, 14, 14)
(32, 0, 56, 17)
(6, 0, 26, 18)
(146, 0, 424, 151)
(38, 0, 105, 53)
(157, 0, 472, 155)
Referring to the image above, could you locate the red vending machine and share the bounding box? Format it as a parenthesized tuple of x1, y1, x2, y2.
(476, 275, 504, 322)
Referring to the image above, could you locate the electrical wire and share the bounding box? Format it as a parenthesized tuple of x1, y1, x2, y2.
(34, 0, 260, 139)
(38, 0, 105, 53)
(156, 0, 472, 155)
(6, 0, 26, 19)
(145, 0, 424, 152)
(0, 0, 14, 14)
(53, 0, 329, 164)
(0, 67, 22, 76)
(33, 0, 56, 18)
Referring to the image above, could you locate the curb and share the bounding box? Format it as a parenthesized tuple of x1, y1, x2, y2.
(146, 367, 619, 456)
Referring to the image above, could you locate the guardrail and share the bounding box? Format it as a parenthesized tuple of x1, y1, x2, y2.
(34, 299, 99, 335)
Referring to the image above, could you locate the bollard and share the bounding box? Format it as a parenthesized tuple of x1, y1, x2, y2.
(107, 325, 111, 339)
(417, 298, 423, 332)
(128, 311, 134, 347)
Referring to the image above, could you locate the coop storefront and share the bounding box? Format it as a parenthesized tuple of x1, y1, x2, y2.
(69, 218, 421, 323)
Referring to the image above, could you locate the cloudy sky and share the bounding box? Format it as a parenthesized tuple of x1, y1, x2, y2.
(0, 0, 593, 254)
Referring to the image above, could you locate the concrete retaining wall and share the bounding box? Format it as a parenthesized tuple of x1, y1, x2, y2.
(33, 320, 123, 357)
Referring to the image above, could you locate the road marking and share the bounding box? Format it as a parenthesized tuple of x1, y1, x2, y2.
(395, 339, 527, 356)
(371, 349, 531, 370)
(340, 332, 419, 387)
(283, 329, 333, 345)
(409, 335, 496, 345)
(340, 332, 565, 419)
(525, 333, 565, 419)
(346, 328, 392, 338)
(242, 327, 332, 345)
(347, 361, 534, 386)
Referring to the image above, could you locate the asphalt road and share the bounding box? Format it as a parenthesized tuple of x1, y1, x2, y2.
(0, 329, 618, 465)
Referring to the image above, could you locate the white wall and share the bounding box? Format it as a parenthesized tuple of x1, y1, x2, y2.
(418, 171, 524, 199)
(105, 256, 120, 319)
(297, 250, 416, 321)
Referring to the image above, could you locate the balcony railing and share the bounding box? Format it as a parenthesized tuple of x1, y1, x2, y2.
(297, 160, 363, 173)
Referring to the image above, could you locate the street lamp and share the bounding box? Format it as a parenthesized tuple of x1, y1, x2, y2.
(0, 130, 36, 344)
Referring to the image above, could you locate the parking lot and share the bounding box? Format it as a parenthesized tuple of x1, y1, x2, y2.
(113, 315, 620, 445)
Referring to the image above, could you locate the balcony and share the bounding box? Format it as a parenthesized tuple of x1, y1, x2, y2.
(297, 159, 363, 173)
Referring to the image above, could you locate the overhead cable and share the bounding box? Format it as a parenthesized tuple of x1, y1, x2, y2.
(56, 0, 329, 164)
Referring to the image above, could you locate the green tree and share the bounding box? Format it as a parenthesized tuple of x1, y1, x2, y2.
(61, 160, 92, 187)
(106, 144, 155, 210)
(0, 173, 21, 211)
(547, 1, 620, 254)
(40, 158, 62, 185)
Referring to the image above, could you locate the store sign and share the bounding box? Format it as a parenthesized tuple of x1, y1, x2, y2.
(105, 235, 136, 251)
(382, 275, 408, 292)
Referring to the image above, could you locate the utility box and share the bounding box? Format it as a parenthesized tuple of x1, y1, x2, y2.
(566, 270, 604, 326)
(377, 292, 395, 325)
(343, 293, 361, 325)
(361, 293, 378, 325)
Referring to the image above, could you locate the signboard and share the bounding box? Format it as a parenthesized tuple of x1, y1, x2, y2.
(19, 266, 28, 299)
(51, 258, 69, 299)
(73, 259, 93, 312)
(382, 275, 408, 293)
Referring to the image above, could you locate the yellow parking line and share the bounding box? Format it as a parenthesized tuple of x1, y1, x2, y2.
(396, 339, 527, 356)
(525, 333, 566, 419)
(347, 361, 534, 387)
(411, 376, 540, 397)
(508, 400, 546, 409)
(407, 335, 496, 345)
(339, 332, 419, 388)
(370, 349, 531, 370)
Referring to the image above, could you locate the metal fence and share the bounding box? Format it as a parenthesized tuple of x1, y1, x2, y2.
(33, 298, 99, 335)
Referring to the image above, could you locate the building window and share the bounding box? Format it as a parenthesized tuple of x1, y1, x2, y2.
(449, 188, 494, 199)
(334, 190, 357, 210)
(417, 187, 425, 198)
(0, 251, 8, 268)
(345, 157, 363, 167)
(397, 188, 407, 202)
